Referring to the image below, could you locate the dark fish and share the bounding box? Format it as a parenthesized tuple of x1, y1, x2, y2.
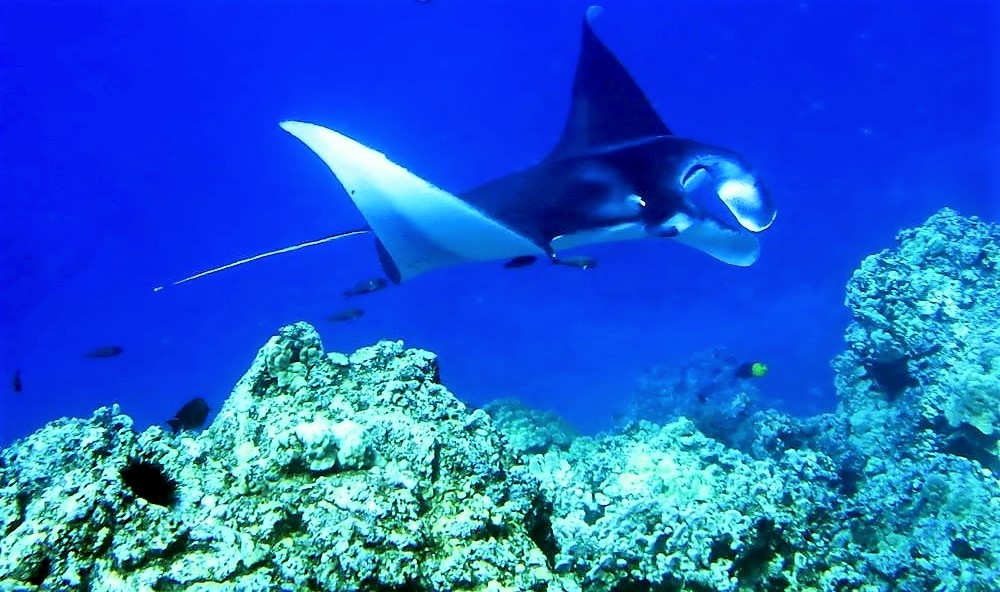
(12, 369, 22, 393)
(504, 255, 538, 269)
(554, 255, 598, 270)
(328, 307, 364, 322)
(343, 278, 389, 297)
(167, 397, 210, 434)
(85, 345, 124, 359)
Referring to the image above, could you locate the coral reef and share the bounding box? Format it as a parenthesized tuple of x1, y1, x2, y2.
(1, 325, 552, 591)
(822, 208, 1000, 589)
(1, 208, 998, 591)
(483, 399, 576, 457)
(524, 419, 843, 590)
(625, 348, 763, 450)
(834, 208, 1000, 467)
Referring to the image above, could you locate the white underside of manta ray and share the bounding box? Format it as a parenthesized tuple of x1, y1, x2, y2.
(158, 6, 776, 290)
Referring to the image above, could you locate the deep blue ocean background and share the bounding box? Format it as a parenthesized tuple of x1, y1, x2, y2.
(1, 0, 997, 448)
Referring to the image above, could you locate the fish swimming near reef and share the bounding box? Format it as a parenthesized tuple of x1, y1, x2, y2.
(166, 397, 210, 433)
(735, 361, 769, 379)
(328, 307, 365, 322)
(343, 278, 389, 297)
(12, 369, 22, 393)
(155, 6, 775, 291)
(85, 345, 124, 359)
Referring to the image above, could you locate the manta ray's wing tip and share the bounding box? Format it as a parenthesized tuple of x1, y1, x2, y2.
(279, 120, 305, 133)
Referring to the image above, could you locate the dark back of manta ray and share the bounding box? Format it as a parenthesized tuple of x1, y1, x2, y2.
(458, 10, 676, 242)
(167, 397, 210, 433)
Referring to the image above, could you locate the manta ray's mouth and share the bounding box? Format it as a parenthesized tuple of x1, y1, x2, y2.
(680, 165, 744, 231)
(679, 158, 776, 234)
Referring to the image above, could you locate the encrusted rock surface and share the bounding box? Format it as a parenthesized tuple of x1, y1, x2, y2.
(824, 208, 1000, 589)
(834, 208, 1000, 466)
(524, 419, 841, 591)
(483, 399, 576, 457)
(1, 324, 552, 591)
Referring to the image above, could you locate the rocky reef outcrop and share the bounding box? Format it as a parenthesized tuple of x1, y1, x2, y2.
(825, 208, 1000, 589)
(0, 325, 552, 591)
(1, 208, 998, 591)
(834, 208, 1000, 468)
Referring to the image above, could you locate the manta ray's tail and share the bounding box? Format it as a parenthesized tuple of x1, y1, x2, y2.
(152, 228, 368, 292)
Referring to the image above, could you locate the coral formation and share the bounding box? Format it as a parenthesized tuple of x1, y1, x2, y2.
(1, 209, 998, 590)
(625, 348, 763, 448)
(0, 325, 551, 591)
(834, 208, 1000, 467)
(524, 419, 842, 590)
(483, 399, 576, 457)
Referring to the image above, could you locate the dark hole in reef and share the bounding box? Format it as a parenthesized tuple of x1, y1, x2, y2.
(708, 534, 736, 562)
(6, 490, 31, 536)
(270, 510, 304, 540)
(732, 518, 791, 586)
(475, 517, 509, 542)
(27, 556, 51, 586)
(526, 497, 558, 567)
(951, 537, 986, 561)
(836, 452, 866, 497)
(610, 578, 652, 592)
(862, 357, 916, 398)
(358, 577, 422, 591)
(941, 427, 1000, 473)
(612, 575, 714, 592)
(974, 248, 991, 268)
(120, 458, 178, 508)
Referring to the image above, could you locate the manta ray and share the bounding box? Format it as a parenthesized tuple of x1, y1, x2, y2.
(159, 7, 775, 290)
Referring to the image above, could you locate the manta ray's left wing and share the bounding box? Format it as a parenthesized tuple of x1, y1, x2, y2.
(280, 121, 544, 282)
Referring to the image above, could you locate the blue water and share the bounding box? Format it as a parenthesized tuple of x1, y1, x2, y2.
(1, 0, 997, 448)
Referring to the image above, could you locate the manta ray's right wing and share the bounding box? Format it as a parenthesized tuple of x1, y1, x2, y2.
(279, 121, 544, 282)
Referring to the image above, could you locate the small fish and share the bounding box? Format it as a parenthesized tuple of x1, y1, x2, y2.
(554, 255, 598, 270)
(504, 255, 538, 269)
(167, 397, 210, 434)
(328, 307, 364, 322)
(85, 345, 124, 359)
(12, 369, 22, 393)
(343, 278, 389, 297)
(735, 361, 769, 379)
